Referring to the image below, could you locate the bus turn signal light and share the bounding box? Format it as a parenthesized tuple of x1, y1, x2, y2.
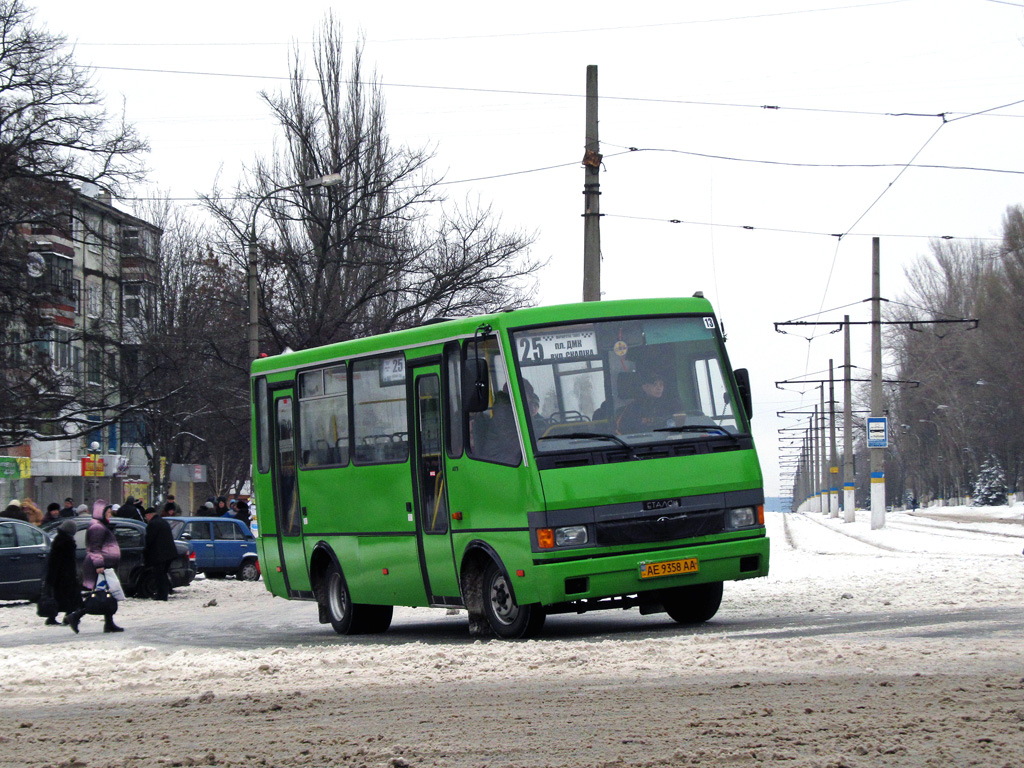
(757, 505, 764, 525)
(537, 528, 554, 549)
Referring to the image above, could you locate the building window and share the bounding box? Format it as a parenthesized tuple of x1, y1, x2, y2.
(86, 349, 102, 385)
(123, 283, 141, 320)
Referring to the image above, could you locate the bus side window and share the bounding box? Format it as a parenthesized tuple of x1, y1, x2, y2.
(352, 356, 409, 464)
(466, 338, 522, 467)
(298, 365, 349, 468)
(255, 377, 270, 474)
(444, 342, 464, 458)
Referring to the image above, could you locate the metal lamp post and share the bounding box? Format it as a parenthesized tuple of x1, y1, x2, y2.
(247, 173, 345, 361)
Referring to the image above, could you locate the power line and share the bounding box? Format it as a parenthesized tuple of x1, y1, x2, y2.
(86, 64, 1023, 123)
(602, 143, 1024, 176)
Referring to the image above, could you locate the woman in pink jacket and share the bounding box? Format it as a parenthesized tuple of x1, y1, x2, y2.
(67, 501, 124, 633)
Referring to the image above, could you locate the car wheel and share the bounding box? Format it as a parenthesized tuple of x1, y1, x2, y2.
(481, 560, 545, 639)
(238, 560, 260, 582)
(135, 568, 159, 599)
(663, 581, 723, 624)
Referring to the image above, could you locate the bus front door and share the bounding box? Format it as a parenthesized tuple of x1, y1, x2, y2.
(412, 369, 461, 602)
(271, 390, 307, 597)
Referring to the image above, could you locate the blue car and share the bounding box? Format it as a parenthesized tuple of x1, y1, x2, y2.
(167, 517, 259, 581)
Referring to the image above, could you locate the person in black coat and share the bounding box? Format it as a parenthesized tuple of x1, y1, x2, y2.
(143, 507, 177, 601)
(42, 520, 82, 625)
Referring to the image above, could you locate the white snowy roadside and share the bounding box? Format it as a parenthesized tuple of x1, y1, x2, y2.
(1, 508, 1021, 711)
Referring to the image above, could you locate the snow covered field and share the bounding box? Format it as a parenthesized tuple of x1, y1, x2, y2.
(0, 507, 1021, 768)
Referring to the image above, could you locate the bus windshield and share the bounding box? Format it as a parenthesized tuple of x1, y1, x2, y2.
(512, 315, 746, 451)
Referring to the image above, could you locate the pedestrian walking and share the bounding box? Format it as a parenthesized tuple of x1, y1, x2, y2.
(60, 497, 76, 518)
(235, 500, 251, 529)
(65, 501, 124, 633)
(21, 498, 44, 525)
(163, 494, 182, 517)
(3, 500, 27, 521)
(143, 506, 176, 601)
(43, 502, 63, 525)
(41, 519, 82, 626)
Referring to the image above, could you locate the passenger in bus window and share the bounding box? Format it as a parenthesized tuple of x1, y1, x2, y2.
(615, 371, 677, 434)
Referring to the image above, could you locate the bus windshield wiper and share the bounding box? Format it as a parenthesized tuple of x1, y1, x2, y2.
(654, 424, 740, 442)
(539, 432, 642, 460)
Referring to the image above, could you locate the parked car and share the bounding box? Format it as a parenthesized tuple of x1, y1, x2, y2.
(166, 517, 259, 581)
(0, 517, 50, 602)
(42, 517, 196, 597)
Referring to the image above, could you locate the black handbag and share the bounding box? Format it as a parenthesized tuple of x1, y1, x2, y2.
(36, 587, 58, 618)
(81, 586, 118, 616)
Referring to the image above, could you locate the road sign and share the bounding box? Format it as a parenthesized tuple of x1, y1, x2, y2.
(867, 417, 888, 448)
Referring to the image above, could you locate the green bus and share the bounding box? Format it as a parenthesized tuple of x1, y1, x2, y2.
(250, 296, 769, 638)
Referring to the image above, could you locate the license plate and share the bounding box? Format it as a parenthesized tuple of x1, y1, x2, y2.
(639, 557, 699, 579)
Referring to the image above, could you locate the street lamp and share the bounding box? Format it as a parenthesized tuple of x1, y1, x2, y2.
(247, 173, 346, 360)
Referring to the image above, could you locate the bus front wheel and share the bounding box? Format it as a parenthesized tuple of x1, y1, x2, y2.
(663, 581, 723, 624)
(482, 561, 545, 639)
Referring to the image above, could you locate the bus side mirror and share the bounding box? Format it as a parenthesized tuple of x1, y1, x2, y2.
(462, 358, 490, 412)
(734, 368, 753, 419)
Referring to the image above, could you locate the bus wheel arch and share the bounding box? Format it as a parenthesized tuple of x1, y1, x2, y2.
(461, 543, 545, 639)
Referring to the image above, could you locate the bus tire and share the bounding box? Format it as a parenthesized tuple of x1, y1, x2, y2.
(482, 560, 545, 639)
(360, 604, 394, 634)
(663, 581, 723, 624)
(323, 562, 355, 634)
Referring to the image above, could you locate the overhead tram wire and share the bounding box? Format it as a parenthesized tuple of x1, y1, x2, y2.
(85, 64, 1023, 124)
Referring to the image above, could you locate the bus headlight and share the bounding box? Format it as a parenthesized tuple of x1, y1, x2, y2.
(554, 526, 589, 547)
(726, 507, 759, 529)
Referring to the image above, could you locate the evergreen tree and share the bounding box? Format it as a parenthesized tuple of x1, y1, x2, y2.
(971, 456, 1007, 506)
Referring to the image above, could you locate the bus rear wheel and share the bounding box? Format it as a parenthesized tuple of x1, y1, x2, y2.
(323, 562, 355, 634)
(663, 581, 723, 624)
(482, 561, 545, 639)
(322, 562, 393, 635)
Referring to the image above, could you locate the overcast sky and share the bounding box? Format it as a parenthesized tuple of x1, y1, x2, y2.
(34, 0, 1024, 496)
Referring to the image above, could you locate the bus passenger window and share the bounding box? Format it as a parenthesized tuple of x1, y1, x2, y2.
(466, 338, 521, 467)
(298, 365, 349, 468)
(353, 356, 409, 464)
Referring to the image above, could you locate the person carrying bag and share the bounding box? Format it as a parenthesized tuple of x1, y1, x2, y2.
(66, 502, 125, 634)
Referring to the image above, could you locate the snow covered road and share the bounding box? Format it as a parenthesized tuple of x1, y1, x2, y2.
(0, 507, 1021, 767)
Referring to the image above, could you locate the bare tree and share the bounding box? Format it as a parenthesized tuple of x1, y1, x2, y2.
(204, 16, 539, 356)
(0, 0, 147, 446)
(125, 196, 251, 499)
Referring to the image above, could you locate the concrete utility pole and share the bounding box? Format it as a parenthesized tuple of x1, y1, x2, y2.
(582, 65, 601, 302)
(819, 385, 828, 514)
(828, 359, 839, 518)
(870, 237, 886, 529)
(843, 315, 856, 522)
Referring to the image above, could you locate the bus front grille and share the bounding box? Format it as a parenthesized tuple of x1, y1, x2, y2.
(595, 510, 725, 545)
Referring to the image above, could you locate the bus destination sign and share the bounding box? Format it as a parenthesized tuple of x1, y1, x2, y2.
(518, 329, 598, 363)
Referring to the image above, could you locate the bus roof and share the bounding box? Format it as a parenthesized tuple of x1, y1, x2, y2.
(250, 295, 715, 376)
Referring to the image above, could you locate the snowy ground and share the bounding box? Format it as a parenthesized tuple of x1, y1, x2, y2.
(0, 506, 1021, 768)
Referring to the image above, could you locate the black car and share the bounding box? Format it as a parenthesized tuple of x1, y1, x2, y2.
(0, 517, 50, 602)
(42, 517, 196, 598)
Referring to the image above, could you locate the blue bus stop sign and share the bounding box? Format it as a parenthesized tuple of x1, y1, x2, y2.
(867, 417, 888, 448)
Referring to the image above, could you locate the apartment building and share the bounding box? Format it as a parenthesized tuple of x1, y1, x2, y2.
(0, 185, 162, 508)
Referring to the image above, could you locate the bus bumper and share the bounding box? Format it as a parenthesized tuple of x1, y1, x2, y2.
(526, 534, 770, 607)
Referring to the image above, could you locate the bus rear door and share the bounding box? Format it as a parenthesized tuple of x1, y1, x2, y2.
(270, 390, 309, 596)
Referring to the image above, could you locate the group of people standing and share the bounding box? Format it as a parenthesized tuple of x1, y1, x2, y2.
(39, 496, 182, 634)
